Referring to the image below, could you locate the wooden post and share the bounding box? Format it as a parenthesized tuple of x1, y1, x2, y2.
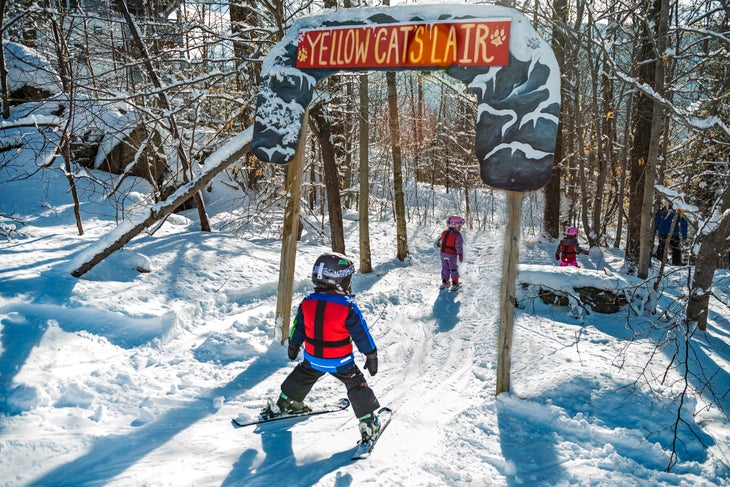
(496, 191, 522, 395)
(276, 108, 309, 343)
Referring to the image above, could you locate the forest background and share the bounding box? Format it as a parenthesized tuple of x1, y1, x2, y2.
(0, 0, 728, 330)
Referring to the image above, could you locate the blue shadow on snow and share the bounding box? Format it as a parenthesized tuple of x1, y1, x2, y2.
(432, 289, 461, 333)
(26, 344, 348, 487)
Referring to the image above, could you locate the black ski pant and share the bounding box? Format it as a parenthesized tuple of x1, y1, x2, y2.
(281, 360, 380, 419)
(656, 235, 683, 265)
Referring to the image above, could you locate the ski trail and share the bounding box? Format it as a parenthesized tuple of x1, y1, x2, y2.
(351, 227, 504, 480)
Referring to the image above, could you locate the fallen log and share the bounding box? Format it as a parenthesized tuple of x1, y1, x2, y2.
(70, 128, 253, 278)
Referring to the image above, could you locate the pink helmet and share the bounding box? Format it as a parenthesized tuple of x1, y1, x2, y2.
(447, 215, 465, 228)
(565, 226, 579, 237)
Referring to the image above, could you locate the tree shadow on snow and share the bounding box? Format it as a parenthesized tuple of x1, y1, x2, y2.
(0, 269, 77, 415)
(496, 394, 566, 486)
(26, 345, 307, 487)
(578, 308, 727, 464)
(222, 419, 353, 487)
(529, 376, 715, 471)
(0, 311, 49, 415)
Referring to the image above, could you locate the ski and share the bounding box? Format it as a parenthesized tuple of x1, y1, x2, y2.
(231, 398, 350, 428)
(351, 407, 393, 460)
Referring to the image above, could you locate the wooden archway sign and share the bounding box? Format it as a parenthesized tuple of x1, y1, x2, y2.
(255, 5, 561, 396)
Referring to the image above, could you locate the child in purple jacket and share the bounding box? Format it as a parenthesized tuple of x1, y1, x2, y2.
(437, 216, 465, 289)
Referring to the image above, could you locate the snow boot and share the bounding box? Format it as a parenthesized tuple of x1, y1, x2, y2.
(275, 393, 311, 415)
(358, 412, 381, 442)
(451, 278, 460, 290)
(440, 280, 451, 290)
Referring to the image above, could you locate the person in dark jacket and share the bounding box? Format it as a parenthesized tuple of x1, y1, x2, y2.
(555, 226, 589, 267)
(654, 204, 688, 265)
(272, 252, 381, 442)
(437, 215, 465, 289)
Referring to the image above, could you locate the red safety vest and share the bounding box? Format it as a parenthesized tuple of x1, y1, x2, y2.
(300, 299, 353, 359)
(559, 238, 578, 262)
(440, 230, 459, 255)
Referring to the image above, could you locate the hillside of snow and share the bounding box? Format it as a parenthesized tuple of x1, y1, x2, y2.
(1, 153, 729, 486)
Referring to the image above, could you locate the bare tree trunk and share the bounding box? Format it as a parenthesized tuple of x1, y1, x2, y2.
(61, 107, 84, 236)
(543, 0, 568, 240)
(45, 2, 83, 235)
(588, 54, 611, 247)
(638, 0, 669, 279)
(614, 93, 633, 249)
(381, 0, 408, 260)
(598, 53, 616, 245)
(687, 195, 730, 330)
(414, 74, 424, 190)
(310, 102, 345, 254)
(0, 0, 10, 120)
(230, 0, 265, 190)
(116, 0, 211, 232)
(358, 73, 372, 274)
(386, 70, 409, 261)
(626, 0, 661, 268)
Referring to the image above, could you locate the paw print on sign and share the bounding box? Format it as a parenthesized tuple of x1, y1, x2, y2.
(491, 27, 507, 47)
(297, 48, 309, 63)
(526, 36, 541, 49)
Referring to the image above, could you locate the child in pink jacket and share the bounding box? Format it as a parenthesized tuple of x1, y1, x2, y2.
(555, 226, 589, 267)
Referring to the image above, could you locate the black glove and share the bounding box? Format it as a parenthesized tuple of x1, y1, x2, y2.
(364, 350, 378, 376)
(287, 342, 300, 360)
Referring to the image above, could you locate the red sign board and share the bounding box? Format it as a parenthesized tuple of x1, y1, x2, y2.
(296, 19, 511, 70)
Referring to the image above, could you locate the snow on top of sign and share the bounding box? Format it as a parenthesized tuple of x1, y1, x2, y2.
(258, 4, 554, 154)
(255, 3, 562, 191)
(259, 3, 544, 87)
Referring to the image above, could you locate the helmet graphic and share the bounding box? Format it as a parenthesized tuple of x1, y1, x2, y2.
(565, 226, 579, 237)
(312, 252, 355, 293)
(447, 215, 465, 229)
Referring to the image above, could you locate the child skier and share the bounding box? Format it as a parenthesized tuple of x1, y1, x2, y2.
(437, 215, 465, 289)
(554, 226, 589, 267)
(269, 252, 381, 443)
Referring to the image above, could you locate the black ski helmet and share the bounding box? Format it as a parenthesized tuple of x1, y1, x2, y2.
(312, 252, 355, 293)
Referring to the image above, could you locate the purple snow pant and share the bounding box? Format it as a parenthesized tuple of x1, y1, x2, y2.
(440, 251, 459, 282)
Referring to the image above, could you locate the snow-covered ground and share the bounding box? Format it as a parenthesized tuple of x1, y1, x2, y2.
(1, 153, 729, 487)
